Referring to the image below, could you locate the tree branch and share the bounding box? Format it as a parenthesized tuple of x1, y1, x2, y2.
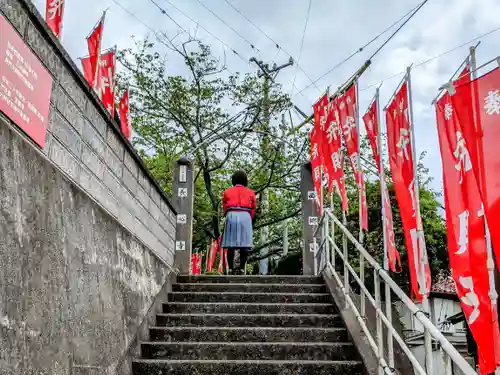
(254, 207, 301, 230)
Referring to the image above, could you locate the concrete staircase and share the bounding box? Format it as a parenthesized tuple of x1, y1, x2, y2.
(132, 275, 367, 374)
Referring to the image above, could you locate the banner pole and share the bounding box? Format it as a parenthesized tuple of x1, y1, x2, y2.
(375, 88, 388, 271)
(355, 79, 366, 318)
(380, 98, 396, 369)
(406, 65, 433, 375)
(93, 11, 107, 92)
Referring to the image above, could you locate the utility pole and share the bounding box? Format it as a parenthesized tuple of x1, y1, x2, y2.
(281, 113, 289, 257)
(249, 57, 294, 275)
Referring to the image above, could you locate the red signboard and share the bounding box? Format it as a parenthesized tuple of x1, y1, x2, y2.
(0, 15, 53, 148)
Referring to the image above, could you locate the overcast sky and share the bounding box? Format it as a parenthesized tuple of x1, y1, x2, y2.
(33, 0, 500, 195)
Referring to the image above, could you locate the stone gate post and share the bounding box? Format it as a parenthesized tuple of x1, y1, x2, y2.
(300, 162, 321, 276)
(172, 157, 195, 274)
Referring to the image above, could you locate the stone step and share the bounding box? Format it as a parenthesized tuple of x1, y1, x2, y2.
(141, 341, 357, 361)
(163, 302, 337, 315)
(156, 313, 344, 328)
(132, 359, 365, 375)
(168, 292, 331, 304)
(149, 326, 348, 343)
(176, 275, 324, 285)
(172, 283, 327, 294)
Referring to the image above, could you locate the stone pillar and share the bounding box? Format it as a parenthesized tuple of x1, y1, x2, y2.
(172, 157, 194, 274)
(300, 162, 321, 276)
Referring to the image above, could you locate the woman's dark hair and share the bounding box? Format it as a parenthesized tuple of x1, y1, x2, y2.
(231, 170, 248, 187)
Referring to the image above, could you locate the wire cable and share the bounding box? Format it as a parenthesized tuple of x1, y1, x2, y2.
(290, 0, 313, 97)
(113, 0, 309, 117)
(110, 0, 157, 33)
(368, 0, 428, 61)
(160, 0, 311, 103)
(193, 0, 258, 52)
(149, 0, 186, 31)
(161, 0, 252, 63)
(294, 0, 426, 97)
(223, 0, 320, 92)
(361, 25, 500, 91)
(110, 0, 194, 54)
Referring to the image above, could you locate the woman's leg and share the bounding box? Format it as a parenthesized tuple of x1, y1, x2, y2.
(227, 248, 235, 271)
(239, 248, 248, 272)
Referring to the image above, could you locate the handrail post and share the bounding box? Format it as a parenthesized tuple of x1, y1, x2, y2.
(313, 237, 318, 276)
(374, 269, 384, 375)
(384, 270, 395, 369)
(360, 251, 366, 318)
(331, 208, 336, 269)
(342, 210, 349, 308)
(355, 80, 366, 320)
(324, 214, 330, 266)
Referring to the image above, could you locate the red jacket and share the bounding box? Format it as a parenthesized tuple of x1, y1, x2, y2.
(222, 185, 257, 218)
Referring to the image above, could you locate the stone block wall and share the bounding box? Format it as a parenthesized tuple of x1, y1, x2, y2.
(0, 0, 176, 266)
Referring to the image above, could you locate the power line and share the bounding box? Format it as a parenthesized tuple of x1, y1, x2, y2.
(223, 0, 320, 92)
(290, 0, 312, 97)
(293, 0, 426, 97)
(160, 0, 249, 63)
(109, 0, 156, 33)
(112, 0, 309, 115)
(160, 0, 311, 103)
(110, 0, 192, 52)
(149, 0, 186, 31)
(367, 0, 429, 61)
(223, 0, 279, 49)
(360, 25, 500, 92)
(193, 0, 258, 52)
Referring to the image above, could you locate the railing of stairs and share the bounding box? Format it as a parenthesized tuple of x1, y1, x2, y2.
(312, 208, 477, 375)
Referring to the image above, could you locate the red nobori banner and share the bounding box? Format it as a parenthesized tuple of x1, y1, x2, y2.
(81, 49, 116, 116)
(323, 96, 348, 211)
(310, 94, 328, 212)
(452, 67, 500, 275)
(382, 182, 401, 272)
(81, 56, 92, 85)
(119, 89, 131, 140)
(338, 84, 368, 226)
(191, 253, 202, 275)
(0, 15, 53, 148)
(338, 84, 361, 184)
(206, 239, 219, 273)
(362, 99, 381, 170)
(386, 80, 431, 301)
(436, 68, 498, 374)
(363, 96, 401, 272)
(45, 0, 65, 38)
(86, 12, 105, 89)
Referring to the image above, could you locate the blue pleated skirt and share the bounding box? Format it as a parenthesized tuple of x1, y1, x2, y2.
(221, 210, 253, 249)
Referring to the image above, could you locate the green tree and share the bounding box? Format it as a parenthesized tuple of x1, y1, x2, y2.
(117, 36, 307, 263)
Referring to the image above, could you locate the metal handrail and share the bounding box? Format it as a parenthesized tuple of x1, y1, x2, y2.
(314, 210, 477, 375)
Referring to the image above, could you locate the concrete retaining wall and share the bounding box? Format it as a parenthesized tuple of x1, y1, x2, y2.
(0, 0, 179, 373)
(0, 115, 171, 374)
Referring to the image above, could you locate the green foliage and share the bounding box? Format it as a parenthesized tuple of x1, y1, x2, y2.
(117, 36, 307, 266)
(117, 36, 449, 280)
